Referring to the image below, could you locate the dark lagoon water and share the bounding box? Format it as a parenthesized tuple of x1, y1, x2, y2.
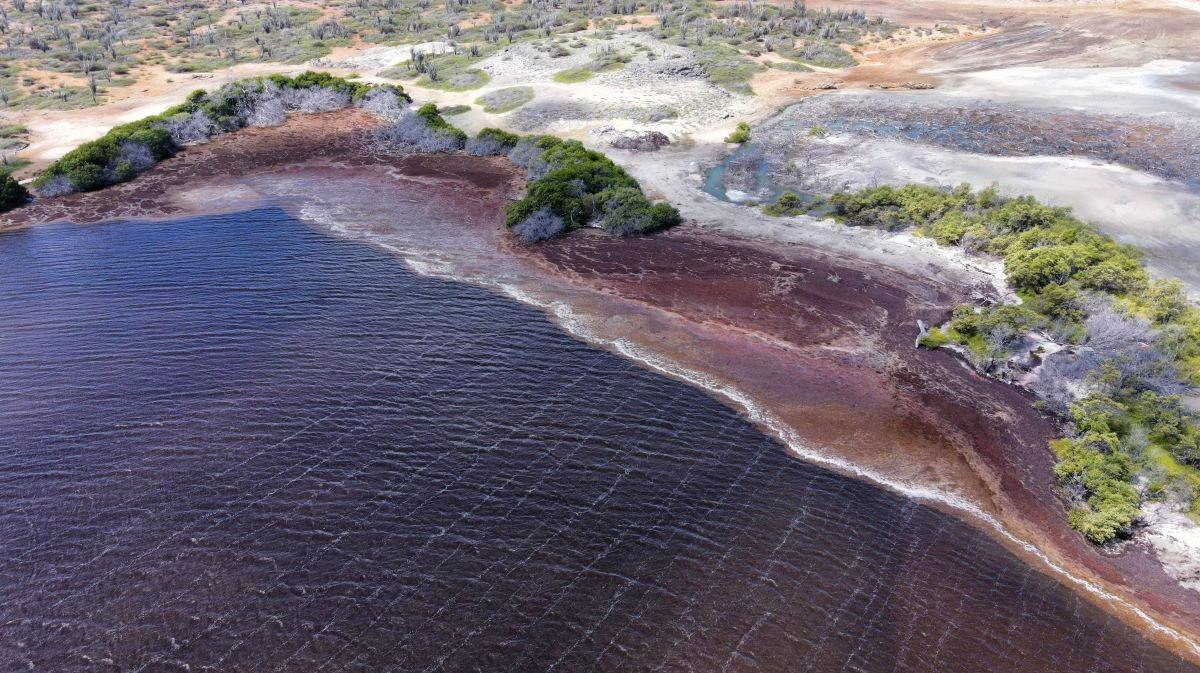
(1, 209, 1196, 673)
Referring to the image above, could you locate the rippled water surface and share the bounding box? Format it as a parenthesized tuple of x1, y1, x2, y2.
(1, 210, 1195, 673)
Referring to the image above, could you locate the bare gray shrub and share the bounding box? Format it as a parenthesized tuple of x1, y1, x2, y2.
(524, 150, 555, 180)
(1082, 300, 1156, 352)
(281, 86, 350, 113)
(117, 141, 155, 172)
(371, 112, 463, 153)
(34, 173, 75, 197)
(1031, 297, 1187, 413)
(512, 205, 565, 243)
(246, 98, 287, 127)
(1097, 346, 1183, 397)
(465, 136, 511, 156)
(237, 81, 287, 127)
(1030, 350, 1093, 414)
(360, 87, 406, 120)
(156, 110, 218, 145)
(506, 136, 544, 169)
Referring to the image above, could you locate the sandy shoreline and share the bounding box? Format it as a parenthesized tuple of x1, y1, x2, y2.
(5, 109, 1200, 664)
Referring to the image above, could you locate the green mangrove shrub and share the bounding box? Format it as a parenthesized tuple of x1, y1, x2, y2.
(466, 128, 520, 156)
(0, 174, 30, 212)
(725, 121, 751, 144)
(762, 190, 805, 216)
(504, 136, 680, 241)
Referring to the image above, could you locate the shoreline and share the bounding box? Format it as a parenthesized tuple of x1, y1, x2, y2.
(6, 109, 1200, 665)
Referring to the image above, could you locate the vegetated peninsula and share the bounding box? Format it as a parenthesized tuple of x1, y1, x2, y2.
(762, 183, 1200, 545)
(5, 0, 1200, 668)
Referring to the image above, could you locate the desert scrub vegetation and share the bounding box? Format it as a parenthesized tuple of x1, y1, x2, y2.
(0, 0, 898, 112)
(724, 121, 751, 144)
(0, 1, 358, 108)
(692, 44, 764, 96)
(651, 2, 893, 92)
(764, 181, 1200, 543)
(475, 86, 534, 114)
(0, 123, 30, 174)
(410, 52, 490, 91)
(766, 61, 813, 73)
(0, 173, 30, 211)
(552, 66, 593, 83)
(31, 72, 409, 196)
(505, 135, 680, 241)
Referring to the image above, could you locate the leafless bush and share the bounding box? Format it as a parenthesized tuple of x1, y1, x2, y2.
(246, 97, 286, 126)
(281, 86, 350, 113)
(985, 322, 1028, 356)
(156, 110, 217, 145)
(1030, 350, 1093, 414)
(1079, 301, 1181, 391)
(1096, 345, 1184, 397)
(116, 141, 155, 172)
(34, 173, 75, 197)
(371, 112, 462, 153)
(506, 136, 544, 169)
(524, 150, 555, 180)
(465, 136, 511, 156)
(511, 205, 565, 242)
(1031, 297, 1187, 411)
(359, 87, 406, 120)
(959, 229, 990, 254)
(602, 213, 652, 236)
(1082, 299, 1155, 352)
(238, 82, 288, 127)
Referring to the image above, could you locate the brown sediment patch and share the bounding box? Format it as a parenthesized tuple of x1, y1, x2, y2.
(7, 108, 1200, 664)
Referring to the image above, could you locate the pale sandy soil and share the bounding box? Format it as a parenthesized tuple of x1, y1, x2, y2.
(941, 59, 1200, 114)
(309, 41, 453, 70)
(1140, 503, 1200, 592)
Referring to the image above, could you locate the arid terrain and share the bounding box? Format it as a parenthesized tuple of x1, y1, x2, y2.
(4, 0, 1200, 668)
